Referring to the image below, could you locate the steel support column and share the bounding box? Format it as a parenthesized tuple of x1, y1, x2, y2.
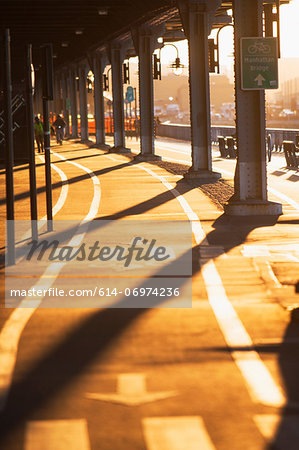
(69, 68, 78, 138)
(61, 71, 70, 137)
(134, 28, 161, 161)
(41, 44, 54, 232)
(25, 44, 38, 240)
(3, 29, 15, 265)
(109, 45, 130, 153)
(78, 65, 89, 142)
(93, 55, 109, 148)
(225, 0, 282, 215)
(179, 0, 221, 180)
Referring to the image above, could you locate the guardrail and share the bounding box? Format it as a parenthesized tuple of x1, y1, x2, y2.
(157, 123, 299, 153)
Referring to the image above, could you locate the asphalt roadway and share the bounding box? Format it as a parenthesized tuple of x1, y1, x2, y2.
(0, 138, 299, 450)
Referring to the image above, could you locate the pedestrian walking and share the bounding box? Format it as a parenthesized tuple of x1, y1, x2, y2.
(34, 116, 44, 153)
(53, 114, 66, 145)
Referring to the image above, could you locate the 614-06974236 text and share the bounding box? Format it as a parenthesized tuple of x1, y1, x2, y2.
(9, 287, 181, 298)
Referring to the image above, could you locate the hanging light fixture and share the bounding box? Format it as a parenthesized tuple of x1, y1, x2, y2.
(168, 56, 185, 76)
(154, 43, 186, 79)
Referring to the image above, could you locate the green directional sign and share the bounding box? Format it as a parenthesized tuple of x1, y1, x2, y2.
(241, 37, 279, 90)
(126, 86, 134, 103)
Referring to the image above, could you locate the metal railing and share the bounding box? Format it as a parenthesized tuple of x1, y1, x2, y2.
(157, 123, 299, 153)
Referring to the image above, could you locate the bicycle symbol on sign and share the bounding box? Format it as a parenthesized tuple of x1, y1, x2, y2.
(248, 41, 271, 54)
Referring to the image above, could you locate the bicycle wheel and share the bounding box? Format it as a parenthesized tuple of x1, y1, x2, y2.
(248, 45, 257, 54)
(262, 45, 271, 53)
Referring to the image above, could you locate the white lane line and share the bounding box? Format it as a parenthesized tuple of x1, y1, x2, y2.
(254, 414, 281, 439)
(136, 165, 208, 246)
(214, 166, 299, 212)
(38, 154, 69, 219)
(51, 151, 101, 221)
(155, 140, 191, 155)
(264, 262, 282, 288)
(254, 414, 299, 447)
(157, 154, 190, 165)
(156, 145, 191, 157)
(0, 152, 101, 411)
(241, 245, 271, 257)
(201, 261, 285, 407)
(25, 419, 90, 450)
(134, 163, 286, 408)
(268, 186, 299, 212)
(142, 416, 216, 450)
(19, 155, 69, 243)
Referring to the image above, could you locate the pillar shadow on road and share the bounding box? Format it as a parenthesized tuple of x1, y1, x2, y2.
(0, 159, 133, 208)
(1, 159, 295, 446)
(271, 317, 299, 450)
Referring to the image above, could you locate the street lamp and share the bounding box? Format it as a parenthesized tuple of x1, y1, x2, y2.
(215, 23, 234, 74)
(169, 57, 184, 76)
(164, 43, 185, 75)
(153, 42, 185, 79)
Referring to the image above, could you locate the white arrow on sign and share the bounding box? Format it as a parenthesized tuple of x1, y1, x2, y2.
(86, 373, 177, 406)
(255, 74, 266, 86)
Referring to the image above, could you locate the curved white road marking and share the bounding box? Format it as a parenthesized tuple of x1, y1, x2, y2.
(38, 154, 69, 219)
(131, 161, 286, 407)
(0, 151, 101, 411)
(20, 155, 69, 243)
(137, 164, 208, 246)
(51, 151, 101, 221)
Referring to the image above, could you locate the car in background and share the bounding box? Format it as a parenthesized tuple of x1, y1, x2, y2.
(279, 108, 296, 118)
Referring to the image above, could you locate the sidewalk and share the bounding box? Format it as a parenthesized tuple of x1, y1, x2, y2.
(1, 138, 298, 312)
(1, 139, 299, 450)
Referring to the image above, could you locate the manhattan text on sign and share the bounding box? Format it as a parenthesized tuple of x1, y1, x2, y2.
(241, 37, 279, 90)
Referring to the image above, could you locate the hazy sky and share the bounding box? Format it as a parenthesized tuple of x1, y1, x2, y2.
(280, 0, 299, 57)
(158, 0, 299, 70)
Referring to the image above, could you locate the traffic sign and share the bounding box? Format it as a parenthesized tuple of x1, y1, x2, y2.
(126, 86, 134, 103)
(241, 37, 278, 90)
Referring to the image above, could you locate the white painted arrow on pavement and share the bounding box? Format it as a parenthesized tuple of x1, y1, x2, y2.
(86, 373, 177, 406)
(255, 74, 266, 86)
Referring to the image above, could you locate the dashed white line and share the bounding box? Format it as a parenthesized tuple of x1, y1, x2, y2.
(201, 260, 285, 407)
(25, 419, 90, 450)
(254, 413, 299, 446)
(143, 416, 216, 450)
